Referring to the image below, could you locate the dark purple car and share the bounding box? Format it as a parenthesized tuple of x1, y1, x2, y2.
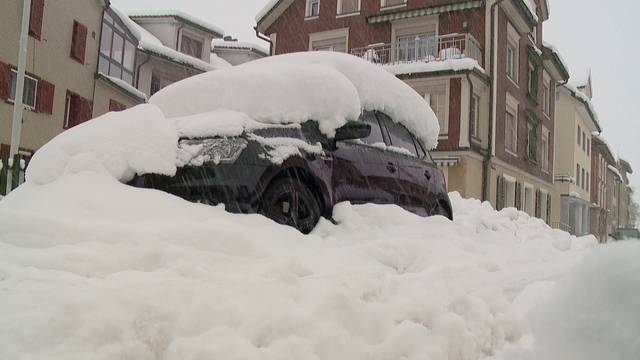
(130, 110, 452, 233)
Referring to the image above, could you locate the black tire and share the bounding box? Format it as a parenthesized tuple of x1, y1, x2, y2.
(260, 177, 322, 234)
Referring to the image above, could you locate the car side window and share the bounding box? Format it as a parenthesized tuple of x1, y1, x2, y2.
(360, 112, 385, 145)
(379, 115, 418, 157)
(414, 137, 426, 158)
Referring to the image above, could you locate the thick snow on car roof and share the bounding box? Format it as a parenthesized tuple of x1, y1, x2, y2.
(150, 52, 440, 149)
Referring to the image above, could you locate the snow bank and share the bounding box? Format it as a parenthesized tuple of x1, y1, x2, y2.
(150, 52, 440, 149)
(26, 104, 178, 185)
(0, 177, 597, 359)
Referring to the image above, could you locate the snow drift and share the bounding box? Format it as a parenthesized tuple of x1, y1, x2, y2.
(0, 171, 603, 359)
(150, 52, 440, 149)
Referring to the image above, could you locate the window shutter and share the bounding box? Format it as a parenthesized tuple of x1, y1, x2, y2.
(546, 194, 552, 224)
(29, 0, 45, 40)
(36, 79, 55, 114)
(79, 97, 93, 123)
(0, 62, 11, 101)
(515, 182, 522, 210)
(70, 21, 88, 63)
(535, 190, 541, 218)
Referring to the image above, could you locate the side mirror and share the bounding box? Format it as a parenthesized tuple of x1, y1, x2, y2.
(334, 122, 371, 142)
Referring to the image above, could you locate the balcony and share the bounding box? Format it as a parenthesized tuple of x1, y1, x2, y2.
(351, 33, 483, 67)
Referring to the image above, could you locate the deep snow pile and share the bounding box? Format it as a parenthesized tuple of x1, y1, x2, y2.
(150, 52, 440, 149)
(0, 172, 605, 359)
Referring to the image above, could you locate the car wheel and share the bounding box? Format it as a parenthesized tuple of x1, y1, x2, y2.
(260, 178, 322, 234)
(429, 201, 451, 219)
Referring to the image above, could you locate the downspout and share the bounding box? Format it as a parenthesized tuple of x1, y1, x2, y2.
(483, 0, 507, 202)
(465, 72, 474, 144)
(254, 26, 273, 55)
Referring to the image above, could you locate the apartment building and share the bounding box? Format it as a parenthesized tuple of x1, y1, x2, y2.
(617, 159, 633, 228)
(590, 134, 616, 242)
(553, 74, 602, 235)
(256, 0, 568, 223)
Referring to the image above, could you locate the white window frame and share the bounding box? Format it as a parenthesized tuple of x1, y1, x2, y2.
(336, 0, 361, 17)
(423, 80, 450, 139)
(505, 93, 519, 156)
(506, 22, 519, 85)
(180, 31, 205, 60)
(309, 28, 349, 53)
(305, 0, 320, 19)
(381, 0, 407, 10)
(541, 126, 550, 172)
(9, 69, 38, 110)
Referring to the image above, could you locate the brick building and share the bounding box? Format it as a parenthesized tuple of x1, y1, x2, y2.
(256, 0, 568, 224)
(590, 134, 616, 242)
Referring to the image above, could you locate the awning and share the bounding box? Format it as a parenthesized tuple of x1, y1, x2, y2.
(367, 1, 483, 24)
(433, 156, 460, 168)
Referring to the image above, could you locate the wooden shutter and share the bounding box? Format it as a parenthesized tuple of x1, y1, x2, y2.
(546, 194, 552, 225)
(496, 176, 504, 211)
(78, 96, 93, 123)
(515, 182, 522, 210)
(36, 79, 55, 114)
(70, 21, 88, 63)
(535, 190, 541, 218)
(0, 61, 11, 101)
(29, 0, 45, 40)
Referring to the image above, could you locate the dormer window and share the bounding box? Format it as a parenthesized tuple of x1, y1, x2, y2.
(180, 34, 203, 59)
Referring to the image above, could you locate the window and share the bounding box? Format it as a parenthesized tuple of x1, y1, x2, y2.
(150, 74, 174, 96)
(64, 91, 92, 129)
(98, 11, 136, 85)
(527, 121, 537, 161)
(577, 125, 581, 145)
(359, 112, 385, 146)
(524, 185, 534, 216)
(470, 94, 480, 139)
(310, 29, 348, 52)
(576, 164, 580, 185)
(506, 23, 519, 83)
(587, 172, 590, 192)
(70, 21, 88, 63)
(587, 139, 590, 155)
(337, 0, 360, 15)
(528, 62, 538, 99)
(581, 168, 585, 189)
(582, 132, 586, 152)
(541, 127, 549, 171)
(386, 120, 418, 157)
(306, 0, 320, 17)
(29, 0, 45, 40)
(181, 35, 203, 59)
(543, 83, 550, 115)
(424, 85, 448, 136)
(505, 109, 518, 154)
(9, 70, 38, 109)
(396, 33, 436, 62)
(381, 0, 407, 8)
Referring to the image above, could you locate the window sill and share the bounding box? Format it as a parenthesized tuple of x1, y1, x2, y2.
(438, 134, 449, 140)
(381, 4, 407, 11)
(336, 11, 360, 19)
(304, 15, 319, 21)
(470, 135, 482, 144)
(6, 99, 35, 112)
(507, 76, 519, 88)
(505, 149, 518, 158)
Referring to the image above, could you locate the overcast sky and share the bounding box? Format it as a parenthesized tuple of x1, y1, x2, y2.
(112, 0, 639, 206)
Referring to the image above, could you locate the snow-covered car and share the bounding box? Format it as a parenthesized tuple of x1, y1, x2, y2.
(130, 110, 451, 233)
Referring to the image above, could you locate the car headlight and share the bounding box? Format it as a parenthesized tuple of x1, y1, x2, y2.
(178, 138, 248, 166)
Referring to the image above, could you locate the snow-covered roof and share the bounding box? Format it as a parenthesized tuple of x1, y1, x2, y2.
(97, 72, 148, 102)
(150, 52, 441, 149)
(110, 7, 216, 72)
(128, 9, 224, 37)
(256, 0, 282, 23)
(212, 39, 269, 56)
(383, 58, 485, 77)
(608, 164, 622, 180)
(209, 53, 233, 69)
(563, 82, 602, 132)
(541, 41, 570, 79)
(521, 0, 539, 23)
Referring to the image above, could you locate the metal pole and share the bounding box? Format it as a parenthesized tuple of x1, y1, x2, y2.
(6, 0, 32, 194)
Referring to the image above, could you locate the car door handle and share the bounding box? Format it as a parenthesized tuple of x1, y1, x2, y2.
(424, 170, 432, 180)
(386, 162, 397, 173)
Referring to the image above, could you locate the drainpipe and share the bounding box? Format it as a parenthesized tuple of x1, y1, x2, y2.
(482, 0, 507, 202)
(254, 26, 273, 55)
(465, 72, 475, 145)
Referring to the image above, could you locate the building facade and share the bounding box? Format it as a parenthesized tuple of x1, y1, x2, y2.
(212, 37, 268, 66)
(590, 134, 616, 242)
(553, 75, 601, 236)
(256, 0, 568, 224)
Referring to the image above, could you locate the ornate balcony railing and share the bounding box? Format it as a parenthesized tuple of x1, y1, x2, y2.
(351, 33, 483, 67)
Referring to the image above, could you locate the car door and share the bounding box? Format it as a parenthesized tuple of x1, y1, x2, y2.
(331, 112, 399, 205)
(376, 113, 431, 215)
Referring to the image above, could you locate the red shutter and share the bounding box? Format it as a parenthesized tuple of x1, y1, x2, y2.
(78, 96, 93, 123)
(29, 0, 45, 40)
(0, 61, 11, 101)
(70, 21, 87, 63)
(109, 99, 126, 112)
(36, 79, 55, 114)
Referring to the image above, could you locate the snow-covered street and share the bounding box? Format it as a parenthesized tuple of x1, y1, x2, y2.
(2, 171, 637, 359)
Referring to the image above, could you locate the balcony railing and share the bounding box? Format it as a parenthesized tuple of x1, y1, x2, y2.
(351, 33, 483, 67)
